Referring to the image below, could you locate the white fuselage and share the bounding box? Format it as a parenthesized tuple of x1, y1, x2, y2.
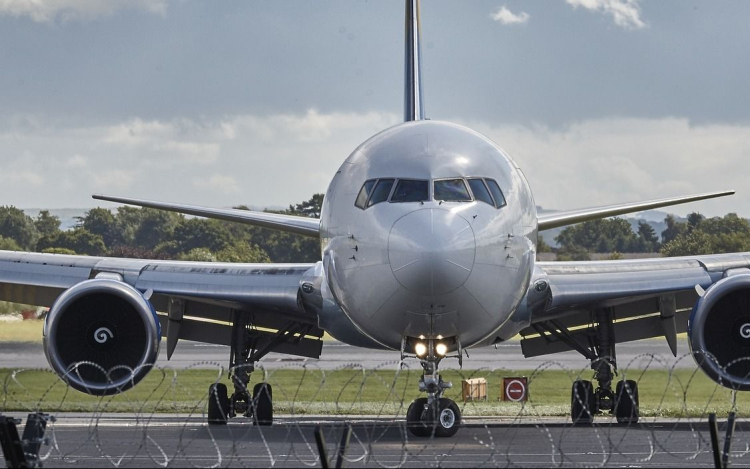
(320, 120, 538, 351)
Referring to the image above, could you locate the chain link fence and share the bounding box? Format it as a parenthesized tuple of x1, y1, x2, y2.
(1, 354, 747, 467)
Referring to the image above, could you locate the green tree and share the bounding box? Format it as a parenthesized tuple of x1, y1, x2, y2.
(660, 213, 750, 256)
(556, 245, 591, 261)
(133, 209, 182, 251)
(555, 218, 638, 253)
(636, 221, 660, 252)
(687, 212, 705, 232)
(537, 236, 552, 253)
(80, 208, 118, 247)
(661, 214, 686, 244)
(178, 248, 217, 262)
(661, 230, 713, 257)
(38, 228, 106, 256)
(0, 206, 39, 250)
(41, 247, 77, 255)
(34, 210, 61, 238)
(287, 193, 324, 218)
(172, 218, 233, 254)
(216, 241, 271, 263)
(0, 236, 21, 251)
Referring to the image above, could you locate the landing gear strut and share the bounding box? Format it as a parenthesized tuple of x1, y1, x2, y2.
(536, 308, 639, 425)
(405, 339, 462, 437)
(207, 311, 315, 426)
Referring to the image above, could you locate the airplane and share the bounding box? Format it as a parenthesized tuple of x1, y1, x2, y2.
(0, 0, 747, 438)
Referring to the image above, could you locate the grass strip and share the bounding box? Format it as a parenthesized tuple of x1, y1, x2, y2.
(1, 366, 746, 417)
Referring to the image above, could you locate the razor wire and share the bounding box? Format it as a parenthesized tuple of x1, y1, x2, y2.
(0, 353, 748, 468)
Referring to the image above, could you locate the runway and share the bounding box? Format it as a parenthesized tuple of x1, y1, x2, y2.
(1, 413, 743, 468)
(0, 337, 694, 371)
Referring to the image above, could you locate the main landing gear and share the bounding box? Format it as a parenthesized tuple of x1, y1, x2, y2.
(404, 338, 462, 437)
(207, 311, 315, 426)
(536, 308, 639, 425)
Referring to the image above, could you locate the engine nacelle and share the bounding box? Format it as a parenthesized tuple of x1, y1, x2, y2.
(689, 274, 750, 390)
(44, 279, 161, 395)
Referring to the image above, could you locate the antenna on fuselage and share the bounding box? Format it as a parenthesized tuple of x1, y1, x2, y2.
(404, 0, 425, 121)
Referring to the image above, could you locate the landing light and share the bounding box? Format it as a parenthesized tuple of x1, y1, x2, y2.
(415, 342, 428, 357)
(435, 342, 448, 356)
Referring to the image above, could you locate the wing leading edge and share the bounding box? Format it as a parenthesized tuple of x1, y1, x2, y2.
(92, 194, 320, 238)
(537, 190, 734, 231)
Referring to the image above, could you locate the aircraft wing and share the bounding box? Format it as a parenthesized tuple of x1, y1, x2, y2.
(517, 252, 750, 358)
(537, 190, 734, 231)
(0, 250, 322, 359)
(92, 194, 320, 237)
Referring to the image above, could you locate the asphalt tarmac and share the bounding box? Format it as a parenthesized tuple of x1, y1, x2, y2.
(0, 337, 694, 371)
(1, 413, 744, 468)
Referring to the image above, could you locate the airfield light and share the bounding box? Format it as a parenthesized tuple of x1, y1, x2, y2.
(435, 342, 448, 356)
(415, 342, 428, 357)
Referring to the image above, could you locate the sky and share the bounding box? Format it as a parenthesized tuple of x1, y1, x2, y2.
(0, 0, 749, 217)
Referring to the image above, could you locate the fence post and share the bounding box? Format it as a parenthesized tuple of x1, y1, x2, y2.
(335, 424, 352, 469)
(722, 412, 736, 468)
(0, 415, 27, 468)
(709, 412, 737, 469)
(314, 425, 329, 469)
(0, 413, 52, 469)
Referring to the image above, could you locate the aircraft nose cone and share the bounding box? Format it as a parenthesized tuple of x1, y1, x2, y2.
(388, 209, 476, 296)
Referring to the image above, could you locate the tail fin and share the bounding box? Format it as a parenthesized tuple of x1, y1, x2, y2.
(404, 0, 425, 121)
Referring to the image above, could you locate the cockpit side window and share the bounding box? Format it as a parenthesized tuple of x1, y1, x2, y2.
(367, 178, 395, 207)
(485, 179, 507, 208)
(434, 178, 471, 202)
(391, 179, 429, 203)
(354, 180, 376, 209)
(468, 178, 494, 206)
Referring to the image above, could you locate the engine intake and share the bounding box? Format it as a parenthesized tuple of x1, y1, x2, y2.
(689, 274, 750, 390)
(44, 278, 161, 395)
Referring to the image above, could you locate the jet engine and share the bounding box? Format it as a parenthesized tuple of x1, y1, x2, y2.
(43, 278, 161, 395)
(689, 274, 750, 390)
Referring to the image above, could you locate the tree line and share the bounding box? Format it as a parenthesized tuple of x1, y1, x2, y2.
(545, 213, 750, 260)
(0, 195, 323, 263)
(0, 197, 748, 262)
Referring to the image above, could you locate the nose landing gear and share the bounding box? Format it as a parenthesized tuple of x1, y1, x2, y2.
(404, 338, 462, 437)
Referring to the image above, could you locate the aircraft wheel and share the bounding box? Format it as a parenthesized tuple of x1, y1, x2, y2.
(406, 398, 431, 437)
(571, 380, 595, 425)
(252, 382, 274, 426)
(434, 398, 461, 438)
(208, 383, 229, 425)
(615, 380, 639, 424)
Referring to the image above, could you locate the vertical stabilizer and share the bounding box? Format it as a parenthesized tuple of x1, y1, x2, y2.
(404, 0, 425, 121)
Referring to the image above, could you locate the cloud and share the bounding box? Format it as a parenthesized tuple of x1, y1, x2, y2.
(565, 0, 645, 29)
(192, 174, 241, 195)
(0, 0, 167, 23)
(0, 111, 399, 209)
(1, 112, 748, 218)
(490, 6, 530, 25)
(462, 117, 750, 217)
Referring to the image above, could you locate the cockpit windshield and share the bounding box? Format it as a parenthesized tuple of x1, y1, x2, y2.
(485, 179, 507, 208)
(367, 179, 395, 207)
(434, 179, 471, 202)
(354, 177, 507, 209)
(391, 179, 429, 203)
(467, 178, 493, 206)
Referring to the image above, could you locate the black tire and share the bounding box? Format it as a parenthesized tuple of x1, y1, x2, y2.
(406, 398, 430, 437)
(208, 383, 229, 425)
(615, 380, 639, 424)
(434, 398, 461, 438)
(571, 380, 595, 425)
(252, 382, 273, 426)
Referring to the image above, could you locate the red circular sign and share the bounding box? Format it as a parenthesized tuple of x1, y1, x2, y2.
(505, 379, 527, 402)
